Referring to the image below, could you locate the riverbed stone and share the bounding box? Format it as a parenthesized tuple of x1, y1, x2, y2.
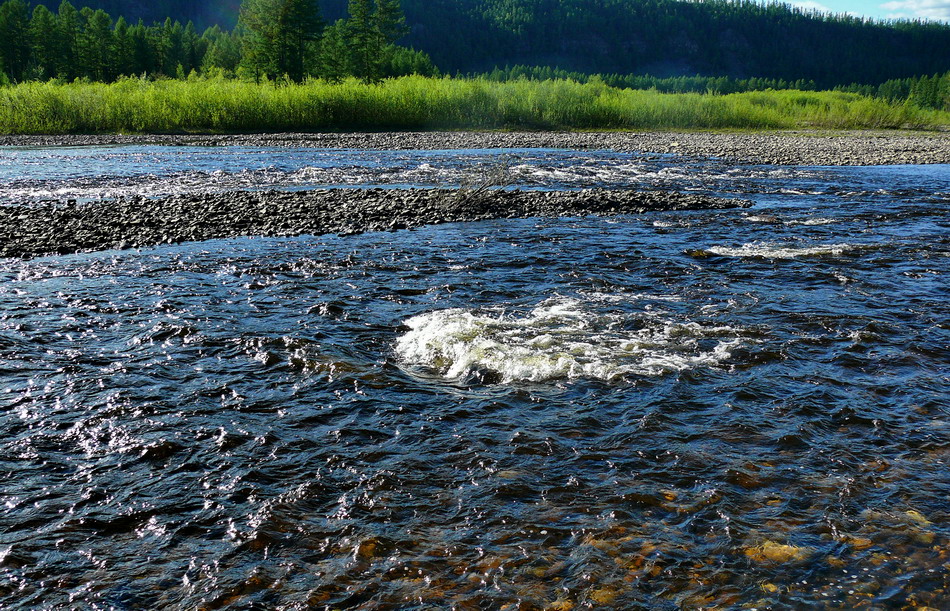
(743, 540, 813, 564)
(0, 188, 749, 259)
(2, 130, 949, 166)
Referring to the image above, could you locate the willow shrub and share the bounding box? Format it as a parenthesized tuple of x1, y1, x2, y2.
(0, 75, 946, 134)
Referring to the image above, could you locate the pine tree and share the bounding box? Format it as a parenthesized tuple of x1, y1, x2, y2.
(78, 8, 113, 81)
(113, 16, 133, 77)
(129, 20, 153, 76)
(239, 0, 323, 82)
(161, 18, 185, 77)
(374, 0, 407, 44)
(0, 0, 32, 82)
(280, 0, 323, 81)
(183, 21, 199, 73)
(56, 1, 81, 80)
(201, 27, 242, 75)
(347, 0, 380, 83)
(30, 4, 58, 80)
(317, 19, 349, 82)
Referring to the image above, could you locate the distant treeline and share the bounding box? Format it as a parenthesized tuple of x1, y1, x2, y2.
(477, 65, 950, 112)
(0, 0, 438, 84)
(14, 0, 950, 90)
(840, 73, 950, 111)
(477, 66, 820, 96)
(395, 0, 950, 88)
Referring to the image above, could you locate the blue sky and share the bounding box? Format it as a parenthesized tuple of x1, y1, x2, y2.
(787, 0, 950, 22)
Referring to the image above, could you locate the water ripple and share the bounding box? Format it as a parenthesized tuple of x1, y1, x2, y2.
(0, 153, 948, 609)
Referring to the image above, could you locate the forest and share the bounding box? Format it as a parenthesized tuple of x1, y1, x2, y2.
(0, 0, 438, 85)
(12, 0, 950, 88)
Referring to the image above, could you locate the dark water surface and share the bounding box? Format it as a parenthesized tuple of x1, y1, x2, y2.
(0, 148, 948, 609)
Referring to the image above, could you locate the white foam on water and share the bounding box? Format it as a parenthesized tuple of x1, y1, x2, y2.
(705, 242, 866, 259)
(744, 214, 781, 223)
(580, 291, 683, 304)
(395, 297, 744, 383)
(786, 217, 837, 226)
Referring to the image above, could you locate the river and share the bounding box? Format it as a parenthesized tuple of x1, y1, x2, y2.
(0, 146, 948, 608)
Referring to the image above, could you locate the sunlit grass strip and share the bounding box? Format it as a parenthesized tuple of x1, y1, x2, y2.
(1, 75, 946, 134)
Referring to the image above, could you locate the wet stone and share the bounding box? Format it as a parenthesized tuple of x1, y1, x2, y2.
(743, 540, 813, 564)
(0, 188, 748, 259)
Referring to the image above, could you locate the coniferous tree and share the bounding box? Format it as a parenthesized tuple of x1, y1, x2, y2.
(129, 19, 153, 75)
(238, 0, 279, 81)
(374, 0, 407, 44)
(182, 21, 199, 73)
(30, 4, 58, 79)
(373, 0, 407, 77)
(317, 19, 349, 82)
(112, 16, 134, 76)
(161, 18, 186, 76)
(201, 27, 242, 74)
(78, 8, 113, 81)
(0, 0, 32, 82)
(239, 0, 323, 82)
(56, 1, 81, 79)
(281, 0, 323, 80)
(346, 0, 380, 82)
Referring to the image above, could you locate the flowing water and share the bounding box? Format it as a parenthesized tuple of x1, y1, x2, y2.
(0, 146, 948, 609)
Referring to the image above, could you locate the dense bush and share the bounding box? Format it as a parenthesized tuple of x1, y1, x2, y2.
(1, 75, 945, 134)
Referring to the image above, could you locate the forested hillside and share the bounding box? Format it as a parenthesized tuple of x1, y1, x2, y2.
(22, 0, 950, 87)
(31, 0, 242, 29)
(385, 0, 950, 87)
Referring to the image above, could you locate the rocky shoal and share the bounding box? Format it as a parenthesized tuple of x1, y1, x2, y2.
(0, 188, 749, 259)
(2, 130, 949, 166)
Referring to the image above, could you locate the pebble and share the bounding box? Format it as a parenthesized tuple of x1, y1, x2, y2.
(0, 187, 749, 259)
(1, 130, 948, 166)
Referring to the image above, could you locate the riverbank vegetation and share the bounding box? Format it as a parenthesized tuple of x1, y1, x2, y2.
(1, 75, 946, 134)
(477, 66, 950, 114)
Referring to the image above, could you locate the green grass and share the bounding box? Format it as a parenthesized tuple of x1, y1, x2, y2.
(1, 74, 947, 134)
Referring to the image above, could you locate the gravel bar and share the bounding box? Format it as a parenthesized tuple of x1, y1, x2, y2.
(0, 188, 748, 259)
(2, 130, 949, 166)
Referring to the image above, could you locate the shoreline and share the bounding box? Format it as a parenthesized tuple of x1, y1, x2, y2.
(0, 188, 748, 259)
(2, 130, 950, 166)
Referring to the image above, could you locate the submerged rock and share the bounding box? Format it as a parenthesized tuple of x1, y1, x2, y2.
(743, 540, 813, 564)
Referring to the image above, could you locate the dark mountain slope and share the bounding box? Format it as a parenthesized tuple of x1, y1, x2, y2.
(30, 0, 950, 86)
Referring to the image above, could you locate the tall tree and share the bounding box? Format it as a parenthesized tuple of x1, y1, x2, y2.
(346, 0, 379, 83)
(0, 0, 32, 82)
(280, 0, 324, 81)
(374, 0, 407, 45)
(201, 26, 242, 74)
(239, 0, 322, 82)
(112, 16, 133, 76)
(316, 18, 349, 82)
(128, 20, 153, 75)
(183, 21, 199, 73)
(56, 1, 81, 79)
(78, 8, 113, 81)
(161, 18, 186, 76)
(30, 4, 58, 80)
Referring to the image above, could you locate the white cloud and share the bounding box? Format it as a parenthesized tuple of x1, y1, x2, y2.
(880, 0, 950, 21)
(789, 1, 834, 13)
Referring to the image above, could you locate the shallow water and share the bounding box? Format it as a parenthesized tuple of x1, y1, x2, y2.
(8, 144, 949, 204)
(0, 148, 948, 609)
